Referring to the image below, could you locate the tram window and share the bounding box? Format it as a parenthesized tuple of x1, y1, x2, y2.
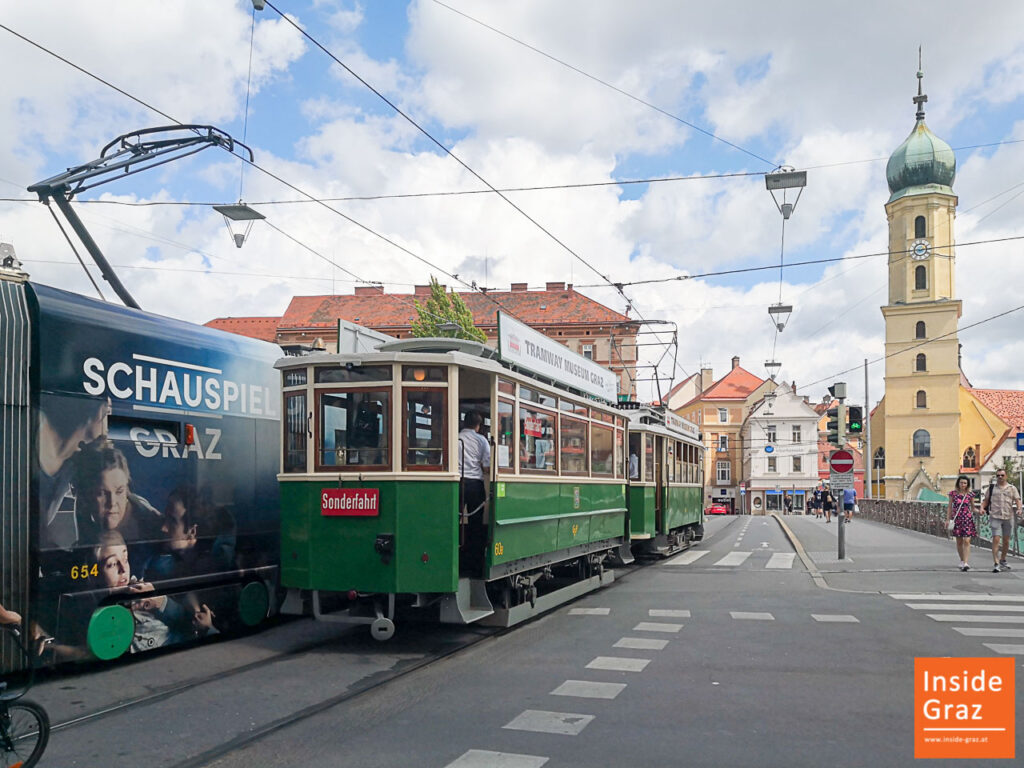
(591, 425, 614, 476)
(402, 366, 447, 382)
(520, 386, 556, 408)
(520, 406, 556, 473)
(559, 399, 589, 417)
(628, 433, 642, 480)
(644, 434, 655, 480)
(496, 399, 515, 471)
(497, 379, 515, 396)
(593, 410, 614, 424)
(315, 365, 392, 383)
(283, 392, 307, 473)
(560, 416, 588, 474)
(403, 389, 446, 469)
(317, 389, 390, 469)
(283, 369, 307, 387)
(614, 428, 624, 478)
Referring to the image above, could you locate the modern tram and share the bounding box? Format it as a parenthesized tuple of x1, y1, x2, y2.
(0, 268, 282, 671)
(275, 314, 704, 639)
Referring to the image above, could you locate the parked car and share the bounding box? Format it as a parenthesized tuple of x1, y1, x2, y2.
(705, 504, 730, 515)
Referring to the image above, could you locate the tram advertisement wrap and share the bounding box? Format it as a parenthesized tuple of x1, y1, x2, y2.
(31, 284, 281, 662)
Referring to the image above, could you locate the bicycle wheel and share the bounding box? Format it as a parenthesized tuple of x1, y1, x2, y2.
(1, 700, 49, 768)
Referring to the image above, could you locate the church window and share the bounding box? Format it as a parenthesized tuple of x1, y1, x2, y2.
(914, 215, 926, 239)
(915, 265, 927, 290)
(962, 447, 977, 469)
(913, 429, 931, 457)
(916, 390, 927, 408)
(915, 353, 926, 372)
(873, 447, 885, 470)
(915, 321, 926, 339)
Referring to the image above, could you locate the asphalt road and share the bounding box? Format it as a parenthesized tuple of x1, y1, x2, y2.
(32, 515, 1024, 767)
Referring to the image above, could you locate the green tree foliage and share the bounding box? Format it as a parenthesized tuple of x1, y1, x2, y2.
(410, 276, 487, 342)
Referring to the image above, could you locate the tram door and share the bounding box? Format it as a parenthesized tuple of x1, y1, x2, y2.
(654, 435, 664, 531)
(457, 368, 492, 576)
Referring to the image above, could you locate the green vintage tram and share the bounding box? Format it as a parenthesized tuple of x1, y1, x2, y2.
(622, 405, 704, 556)
(276, 320, 631, 639)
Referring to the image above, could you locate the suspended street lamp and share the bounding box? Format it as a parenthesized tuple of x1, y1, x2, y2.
(213, 202, 265, 248)
(768, 303, 793, 332)
(764, 360, 782, 380)
(765, 167, 807, 220)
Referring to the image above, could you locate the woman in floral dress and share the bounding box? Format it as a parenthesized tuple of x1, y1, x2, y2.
(947, 474, 977, 571)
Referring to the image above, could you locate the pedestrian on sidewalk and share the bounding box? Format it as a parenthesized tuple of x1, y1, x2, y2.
(822, 486, 834, 523)
(947, 474, 977, 572)
(982, 468, 1022, 572)
(843, 487, 856, 523)
(810, 486, 823, 519)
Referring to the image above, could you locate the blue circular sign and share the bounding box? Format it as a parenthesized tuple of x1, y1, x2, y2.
(764, 445, 775, 453)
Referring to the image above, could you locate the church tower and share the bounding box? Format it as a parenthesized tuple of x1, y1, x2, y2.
(880, 64, 961, 499)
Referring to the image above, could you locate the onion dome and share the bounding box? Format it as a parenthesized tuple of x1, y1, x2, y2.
(885, 66, 955, 203)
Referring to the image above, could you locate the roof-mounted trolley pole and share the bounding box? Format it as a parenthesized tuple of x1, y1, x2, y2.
(28, 125, 255, 310)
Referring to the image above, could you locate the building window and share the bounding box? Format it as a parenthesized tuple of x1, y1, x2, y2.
(915, 321, 926, 339)
(718, 408, 728, 423)
(767, 456, 777, 473)
(913, 429, 931, 457)
(792, 425, 801, 443)
(766, 424, 777, 443)
(916, 390, 927, 408)
(962, 446, 977, 469)
(582, 343, 594, 360)
(915, 353, 927, 372)
(716, 460, 731, 483)
(718, 434, 728, 452)
(873, 447, 885, 470)
(792, 456, 802, 472)
(914, 215, 926, 239)
(915, 265, 927, 290)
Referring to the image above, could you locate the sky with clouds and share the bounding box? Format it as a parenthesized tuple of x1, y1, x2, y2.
(2, 0, 1024, 406)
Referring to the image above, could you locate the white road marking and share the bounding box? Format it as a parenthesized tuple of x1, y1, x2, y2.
(445, 750, 548, 768)
(664, 550, 708, 565)
(954, 627, 1024, 637)
(714, 552, 751, 566)
(503, 710, 594, 736)
(633, 622, 683, 633)
(926, 615, 1024, 623)
(812, 614, 860, 623)
(550, 680, 626, 699)
(614, 637, 669, 650)
(983, 643, 1024, 655)
(586, 656, 651, 672)
(890, 593, 1024, 602)
(907, 603, 1024, 612)
(568, 608, 611, 615)
(761, 542, 769, 548)
(649, 609, 690, 618)
(730, 611, 775, 620)
(766, 553, 796, 569)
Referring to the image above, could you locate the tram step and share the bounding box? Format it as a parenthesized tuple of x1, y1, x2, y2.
(439, 578, 495, 624)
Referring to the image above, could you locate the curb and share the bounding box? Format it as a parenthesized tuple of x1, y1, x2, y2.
(770, 513, 879, 594)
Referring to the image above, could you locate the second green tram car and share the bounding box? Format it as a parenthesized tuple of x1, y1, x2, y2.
(622, 404, 705, 556)
(276, 338, 633, 639)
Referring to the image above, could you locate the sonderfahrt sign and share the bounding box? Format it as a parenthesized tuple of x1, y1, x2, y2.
(321, 488, 380, 516)
(829, 449, 855, 490)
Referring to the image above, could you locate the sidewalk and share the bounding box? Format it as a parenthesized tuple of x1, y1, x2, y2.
(775, 514, 1024, 595)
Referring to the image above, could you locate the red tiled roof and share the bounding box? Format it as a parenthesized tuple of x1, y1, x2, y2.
(693, 366, 765, 402)
(204, 316, 279, 342)
(278, 286, 633, 331)
(969, 388, 1024, 430)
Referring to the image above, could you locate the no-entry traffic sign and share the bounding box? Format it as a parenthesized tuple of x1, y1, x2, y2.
(829, 449, 855, 489)
(829, 450, 855, 474)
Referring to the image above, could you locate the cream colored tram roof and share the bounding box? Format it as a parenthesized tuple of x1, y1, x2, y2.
(275, 337, 620, 414)
(624, 407, 702, 447)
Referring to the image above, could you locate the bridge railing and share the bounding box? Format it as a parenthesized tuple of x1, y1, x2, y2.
(857, 498, 1023, 557)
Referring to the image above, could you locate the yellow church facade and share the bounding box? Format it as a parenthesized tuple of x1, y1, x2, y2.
(870, 72, 1020, 499)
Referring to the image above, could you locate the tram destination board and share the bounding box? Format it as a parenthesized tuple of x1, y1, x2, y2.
(828, 449, 855, 490)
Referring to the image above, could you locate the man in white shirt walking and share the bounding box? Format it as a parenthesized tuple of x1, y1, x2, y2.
(982, 468, 1022, 572)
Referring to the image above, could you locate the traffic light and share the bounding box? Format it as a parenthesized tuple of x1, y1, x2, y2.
(847, 406, 864, 434)
(826, 403, 846, 445)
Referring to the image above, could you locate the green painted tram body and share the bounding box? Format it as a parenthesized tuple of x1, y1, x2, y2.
(628, 485, 657, 538)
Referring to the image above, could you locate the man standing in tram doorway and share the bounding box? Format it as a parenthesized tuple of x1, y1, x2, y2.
(458, 411, 490, 573)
